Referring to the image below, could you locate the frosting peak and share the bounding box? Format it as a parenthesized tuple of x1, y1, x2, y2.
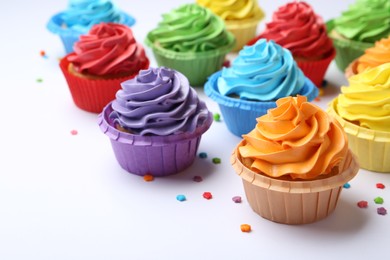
(355, 36, 390, 73)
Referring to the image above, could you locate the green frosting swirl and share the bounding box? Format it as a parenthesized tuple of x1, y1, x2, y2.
(146, 4, 234, 52)
(332, 0, 390, 43)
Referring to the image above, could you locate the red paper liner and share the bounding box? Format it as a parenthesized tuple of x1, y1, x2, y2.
(59, 54, 150, 113)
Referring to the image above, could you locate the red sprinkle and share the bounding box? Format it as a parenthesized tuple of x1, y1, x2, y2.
(192, 176, 203, 182)
(357, 201, 368, 208)
(70, 130, 78, 135)
(203, 192, 212, 200)
(40, 50, 46, 56)
(376, 183, 385, 189)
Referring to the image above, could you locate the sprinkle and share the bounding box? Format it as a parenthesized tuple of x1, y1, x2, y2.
(322, 79, 328, 87)
(176, 194, 186, 202)
(203, 192, 212, 200)
(198, 152, 208, 159)
(70, 129, 78, 135)
(374, 197, 384, 204)
(314, 97, 321, 102)
(319, 88, 325, 97)
(223, 60, 231, 67)
(212, 157, 221, 164)
(192, 175, 203, 182)
(377, 207, 387, 215)
(36, 78, 43, 83)
(376, 183, 385, 189)
(343, 183, 351, 189)
(232, 196, 242, 203)
(240, 224, 251, 233)
(40, 50, 46, 56)
(357, 201, 368, 208)
(213, 113, 221, 122)
(143, 174, 154, 182)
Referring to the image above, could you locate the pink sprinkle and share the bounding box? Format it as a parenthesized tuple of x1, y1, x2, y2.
(192, 176, 203, 182)
(377, 207, 387, 215)
(223, 60, 230, 68)
(232, 196, 242, 203)
(70, 130, 78, 135)
(376, 183, 385, 189)
(357, 201, 368, 208)
(203, 192, 212, 200)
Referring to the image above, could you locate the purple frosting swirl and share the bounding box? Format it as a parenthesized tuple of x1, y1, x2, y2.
(110, 67, 211, 136)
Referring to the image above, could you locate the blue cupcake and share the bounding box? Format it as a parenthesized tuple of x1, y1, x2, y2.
(204, 39, 318, 137)
(47, 0, 135, 54)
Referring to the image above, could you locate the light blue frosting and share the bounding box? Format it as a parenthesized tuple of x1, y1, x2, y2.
(217, 39, 305, 101)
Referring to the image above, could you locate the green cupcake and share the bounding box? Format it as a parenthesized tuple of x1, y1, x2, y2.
(145, 4, 235, 86)
(327, 0, 390, 71)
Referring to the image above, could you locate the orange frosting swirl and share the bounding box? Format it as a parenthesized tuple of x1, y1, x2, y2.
(68, 22, 148, 76)
(356, 36, 390, 73)
(239, 96, 348, 180)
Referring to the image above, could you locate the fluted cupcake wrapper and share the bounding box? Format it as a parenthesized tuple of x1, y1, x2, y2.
(59, 55, 149, 113)
(328, 99, 390, 173)
(47, 12, 136, 54)
(98, 103, 213, 177)
(226, 16, 263, 52)
(231, 140, 359, 225)
(204, 71, 319, 137)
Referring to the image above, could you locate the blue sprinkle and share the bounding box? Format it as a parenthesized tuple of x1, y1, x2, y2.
(176, 194, 186, 202)
(199, 152, 208, 159)
(343, 183, 351, 189)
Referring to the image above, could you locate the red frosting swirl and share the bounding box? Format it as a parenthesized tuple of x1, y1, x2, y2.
(249, 2, 334, 59)
(68, 22, 148, 76)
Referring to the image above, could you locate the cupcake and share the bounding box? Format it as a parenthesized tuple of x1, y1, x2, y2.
(47, 0, 135, 54)
(345, 36, 390, 78)
(328, 63, 390, 173)
(204, 39, 318, 137)
(145, 4, 235, 87)
(247, 1, 335, 87)
(231, 96, 359, 224)
(98, 67, 213, 177)
(327, 0, 390, 71)
(196, 0, 264, 52)
(59, 23, 149, 113)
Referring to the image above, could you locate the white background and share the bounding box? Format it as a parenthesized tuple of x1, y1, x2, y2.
(1, 0, 389, 259)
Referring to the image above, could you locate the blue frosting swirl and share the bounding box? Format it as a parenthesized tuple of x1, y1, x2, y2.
(217, 39, 305, 101)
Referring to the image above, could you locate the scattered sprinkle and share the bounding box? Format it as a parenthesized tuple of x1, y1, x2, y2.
(223, 60, 231, 68)
(70, 129, 78, 135)
(357, 201, 368, 208)
(143, 174, 154, 182)
(240, 224, 251, 233)
(192, 175, 203, 182)
(36, 78, 43, 83)
(198, 152, 208, 159)
(40, 50, 46, 56)
(176, 194, 186, 202)
(377, 207, 387, 215)
(322, 79, 328, 87)
(374, 197, 384, 204)
(213, 113, 221, 122)
(314, 97, 321, 102)
(343, 183, 351, 189)
(203, 192, 212, 200)
(212, 157, 221, 164)
(232, 196, 242, 203)
(319, 88, 325, 97)
(376, 183, 385, 189)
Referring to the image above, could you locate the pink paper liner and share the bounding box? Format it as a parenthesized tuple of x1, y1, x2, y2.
(60, 54, 150, 113)
(231, 140, 359, 224)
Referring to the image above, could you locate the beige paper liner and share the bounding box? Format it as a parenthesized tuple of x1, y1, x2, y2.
(226, 18, 261, 52)
(344, 58, 359, 79)
(328, 100, 390, 173)
(231, 140, 359, 225)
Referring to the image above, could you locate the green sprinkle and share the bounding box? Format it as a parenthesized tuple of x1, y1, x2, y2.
(36, 78, 43, 83)
(374, 197, 384, 204)
(213, 113, 221, 122)
(212, 157, 221, 164)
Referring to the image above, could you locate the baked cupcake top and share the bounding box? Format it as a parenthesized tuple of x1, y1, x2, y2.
(110, 67, 211, 136)
(239, 95, 348, 180)
(251, 1, 333, 60)
(335, 63, 390, 132)
(331, 0, 390, 43)
(67, 23, 148, 77)
(58, 0, 134, 33)
(196, 0, 264, 22)
(217, 39, 305, 101)
(146, 4, 234, 52)
(355, 36, 390, 73)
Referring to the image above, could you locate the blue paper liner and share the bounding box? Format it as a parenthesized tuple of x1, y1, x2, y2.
(47, 11, 136, 54)
(204, 71, 319, 137)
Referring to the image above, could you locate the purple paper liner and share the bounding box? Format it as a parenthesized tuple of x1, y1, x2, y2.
(98, 102, 213, 177)
(204, 70, 319, 137)
(47, 11, 136, 54)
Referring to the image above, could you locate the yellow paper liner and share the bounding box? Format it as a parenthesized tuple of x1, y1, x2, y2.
(226, 17, 261, 52)
(231, 140, 359, 225)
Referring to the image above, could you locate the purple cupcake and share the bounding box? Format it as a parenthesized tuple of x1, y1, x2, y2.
(98, 67, 213, 177)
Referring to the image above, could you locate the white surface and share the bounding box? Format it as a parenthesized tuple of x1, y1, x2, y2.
(1, 0, 389, 259)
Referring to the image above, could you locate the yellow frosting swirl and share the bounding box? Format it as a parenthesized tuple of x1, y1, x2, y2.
(336, 63, 390, 132)
(356, 36, 390, 73)
(239, 96, 348, 180)
(196, 0, 264, 21)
